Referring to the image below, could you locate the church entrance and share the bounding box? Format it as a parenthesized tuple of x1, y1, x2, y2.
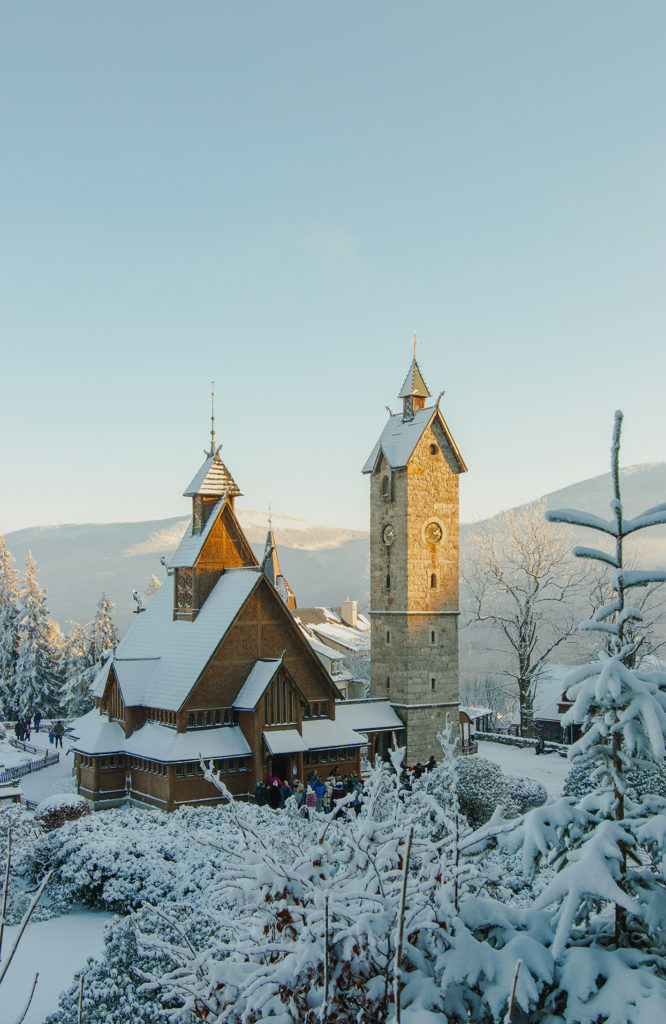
(271, 754, 292, 783)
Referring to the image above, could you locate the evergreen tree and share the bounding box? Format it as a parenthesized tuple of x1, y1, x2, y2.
(0, 537, 20, 718)
(13, 553, 64, 716)
(61, 595, 118, 717)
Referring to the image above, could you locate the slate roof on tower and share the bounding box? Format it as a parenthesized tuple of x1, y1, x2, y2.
(362, 406, 467, 475)
(398, 359, 431, 400)
(184, 450, 242, 498)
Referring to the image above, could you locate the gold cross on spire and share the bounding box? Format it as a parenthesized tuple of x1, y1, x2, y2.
(409, 332, 421, 361)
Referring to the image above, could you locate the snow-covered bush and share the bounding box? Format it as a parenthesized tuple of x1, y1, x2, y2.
(455, 755, 519, 825)
(504, 773, 547, 813)
(35, 793, 91, 832)
(45, 908, 216, 1024)
(563, 756, 666, 803)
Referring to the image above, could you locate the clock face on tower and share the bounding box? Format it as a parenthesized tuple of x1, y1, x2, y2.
(382, 523, 396, 547)
(425, 521, 443, 545)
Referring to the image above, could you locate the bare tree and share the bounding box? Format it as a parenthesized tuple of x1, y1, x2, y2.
(462, 502, 590, 737)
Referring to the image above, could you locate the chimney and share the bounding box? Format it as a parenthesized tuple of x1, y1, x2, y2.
(339, 597, 357, 628)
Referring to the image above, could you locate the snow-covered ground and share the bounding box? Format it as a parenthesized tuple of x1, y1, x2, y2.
(0, 912, 112, 1024)
(477, 739, 571, 797)
(0, 727, 77, 803)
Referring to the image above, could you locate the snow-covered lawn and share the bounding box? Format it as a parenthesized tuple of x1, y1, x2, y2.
(477, 739, 571, 797)
(0, 911, 112, 1024)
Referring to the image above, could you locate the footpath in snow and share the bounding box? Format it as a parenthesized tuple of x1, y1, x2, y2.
(477, 738, 571, 798)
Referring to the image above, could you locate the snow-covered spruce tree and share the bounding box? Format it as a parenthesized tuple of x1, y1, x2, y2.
(141, 725, 553, 1024)
(0, 537, 21, 718)
(12, 553, 64, 716)
(497, 411, 666, 1020)
(61, 595, 118, 716)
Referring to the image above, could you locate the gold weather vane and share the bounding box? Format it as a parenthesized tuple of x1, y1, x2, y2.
(410, 332, 421, 361)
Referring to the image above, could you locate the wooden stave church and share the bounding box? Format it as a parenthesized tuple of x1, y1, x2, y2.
(71, 444, 386, 811)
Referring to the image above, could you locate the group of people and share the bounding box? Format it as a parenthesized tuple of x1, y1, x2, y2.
(255, 767, 364, 815)
(398, 754, 438, 791)
(13, 714, 65, 748)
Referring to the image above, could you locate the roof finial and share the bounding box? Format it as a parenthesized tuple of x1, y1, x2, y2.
(410, 331, 421, 362)
(268, 502, 273, 531)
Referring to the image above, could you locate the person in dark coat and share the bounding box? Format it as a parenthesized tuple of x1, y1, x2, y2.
(53, 720, 65, 749)
(267, 780, 282, 810)
(34, 711, 42, 733)
(280, 781, 292, 808)
(255, 781, 268, 806)
(426, 755, 437, 772)
(14, 719, 23, 740)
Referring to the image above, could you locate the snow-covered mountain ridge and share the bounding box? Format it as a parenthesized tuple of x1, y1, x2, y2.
(4, 463, 665, 634)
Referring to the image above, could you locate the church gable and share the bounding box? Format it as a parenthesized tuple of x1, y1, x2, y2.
(102, 670, 125, 724)
(197, 501, 257, 572)
(187, 576, 340, 713)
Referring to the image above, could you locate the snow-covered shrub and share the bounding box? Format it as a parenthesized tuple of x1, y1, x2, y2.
(563, 756, 666, 803)
(143, 732, 553, 1024)
(45, 907, 216, 1024)
(35, 793, 91, 832)
(504, 772, 547, 813)
(455, 755, 519, 825)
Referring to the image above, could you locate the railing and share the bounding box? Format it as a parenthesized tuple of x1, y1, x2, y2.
(0, 751, 60, 786)
(9, 738, 45, 756)
(460, 740, 478, 756)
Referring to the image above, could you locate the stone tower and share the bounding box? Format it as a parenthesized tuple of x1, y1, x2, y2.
(362, 356, 467, 763)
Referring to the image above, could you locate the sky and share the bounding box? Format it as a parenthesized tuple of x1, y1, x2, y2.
(1, 2, 665, 536)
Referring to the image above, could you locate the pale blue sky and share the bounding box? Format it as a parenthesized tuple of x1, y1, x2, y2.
(2, 2, 665, 534)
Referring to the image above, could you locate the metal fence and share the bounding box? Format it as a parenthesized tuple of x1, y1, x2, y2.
(0, 750, 60, 786)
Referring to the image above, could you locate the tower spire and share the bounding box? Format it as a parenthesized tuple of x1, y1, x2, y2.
(208, 380, 217, 457)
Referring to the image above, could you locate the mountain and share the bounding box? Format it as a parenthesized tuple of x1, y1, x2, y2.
(4, 512, 370, 633)
(4, 463, 665, 636)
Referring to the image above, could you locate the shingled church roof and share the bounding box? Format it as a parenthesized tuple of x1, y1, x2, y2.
(184, 450, 242, 498)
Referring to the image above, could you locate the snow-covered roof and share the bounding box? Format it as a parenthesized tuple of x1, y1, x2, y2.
(533, 666, 572, 723)
(335, 699, 404, 733)
(299, 628, 346, 664)
(234, 658, 282, 710)
(300, 718, 365, 750)
(92, 659, 113, 699)
(183, 452, 242, 498)
(459, 706, 493, 722)
(362, 406, 467, 476)
(70, 709, 251, 761)
(311, 621, 371, 654)
(168, 498, 224, 569)
(263, 729, 309, 755)
(101, 567, 262, 711)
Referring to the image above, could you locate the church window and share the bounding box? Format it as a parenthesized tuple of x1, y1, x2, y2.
(430, 574, 437, 588)
(382, 476, 390, 500)
(206, 711, 212, 725)
(431, 630, 436, 644)
(264, 698, 269, 726)
(224, 709, 230, 724)
(386, 630, 390, 643)
(429, 443, 438, 455)
(289, 691, 294, 722)
(215, 710, 220, 724)
(386, 574, 391, 591)
(197, 712, 204, 726)
(386, 676, 390, 690)
(188, 713, 194, 727)
(176, 764, 184, 777)
(431, 677, 436, 691)
(187, 764, 195, 776)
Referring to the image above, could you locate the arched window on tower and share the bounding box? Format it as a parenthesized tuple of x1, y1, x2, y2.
(430, 573, 437, 589)
(386, 574, 391, 591)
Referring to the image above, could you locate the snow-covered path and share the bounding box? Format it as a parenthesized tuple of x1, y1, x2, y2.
(10, 728, 78, 805)
(477, 739, 571, 797)
(0, 911, 112, 1024)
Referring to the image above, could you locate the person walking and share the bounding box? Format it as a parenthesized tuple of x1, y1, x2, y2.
(53, 720, 65, 749)
(34, 710, 42, 733)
